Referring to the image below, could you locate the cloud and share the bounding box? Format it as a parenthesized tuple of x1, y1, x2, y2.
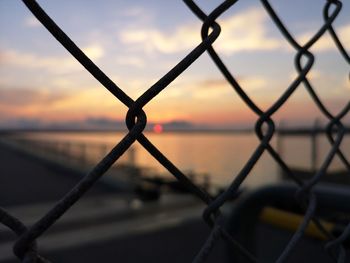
(163, 76, 269, 101)
(24, 16, 41, 28)
(1, 49, 80, 73)
(197, 79, 229, 89)
(1, 44, 105, 73)
(345, 77, 350, 90)
(119, 26, 199, 54)
(121, 6, 153, 23)
(0, 86, 122, 122)
(116, 55, 145, 67)
(0, 87, 67, 106)
(198, 76, 268, 91)
(298, 23, 350, 52)
(44, 87, 120, 114)
(238, 76, 268, 91)
(289, 70, 321, 81)
(119, 7, 283, 55)
(215, 9, 282, 54)
(191, 79, 232, 99)
(82, 44, 105, 60)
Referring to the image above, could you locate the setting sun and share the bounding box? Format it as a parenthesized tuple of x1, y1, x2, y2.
(153, 124, 163, 133)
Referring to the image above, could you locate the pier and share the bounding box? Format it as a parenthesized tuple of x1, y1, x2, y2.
(0, 140, 220, 263)
(276, 121, 350, 183)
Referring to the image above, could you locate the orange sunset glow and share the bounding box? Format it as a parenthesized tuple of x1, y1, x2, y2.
(0, 0, 349, 129)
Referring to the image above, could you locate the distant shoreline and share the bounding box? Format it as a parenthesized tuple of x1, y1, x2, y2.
(0, 127, 349, 135)
(0, 128, 254, 134)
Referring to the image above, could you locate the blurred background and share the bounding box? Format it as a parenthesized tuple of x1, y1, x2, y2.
(0, 0, 349, 262)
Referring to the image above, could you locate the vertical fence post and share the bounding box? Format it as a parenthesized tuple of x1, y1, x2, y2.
(276, 120, 284, 178)
(128, 146, 136, 167)
(311, 118, 320, 173)
(100, 144, 107, 160)
(65, 141, 71, 162)
(80, 143, 86, 167)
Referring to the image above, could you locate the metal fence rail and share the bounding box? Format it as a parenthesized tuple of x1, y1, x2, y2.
(1, 0, 349, 262)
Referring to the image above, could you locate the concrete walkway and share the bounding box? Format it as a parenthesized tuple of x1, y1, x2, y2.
(0, 143, 118, 207)
(0, 142, 225, 262)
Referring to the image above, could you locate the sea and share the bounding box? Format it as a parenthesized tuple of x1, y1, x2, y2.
(10, 131, 350, 189)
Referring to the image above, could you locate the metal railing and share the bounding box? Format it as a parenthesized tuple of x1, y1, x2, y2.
(2, 137, 136, 169)
(1, 0, 349, 262)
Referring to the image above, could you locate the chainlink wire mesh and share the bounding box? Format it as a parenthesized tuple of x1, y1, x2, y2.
(1, 0, 350, 262)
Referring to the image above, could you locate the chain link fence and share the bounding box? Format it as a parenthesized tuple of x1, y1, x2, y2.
(1, 0, 350, 262)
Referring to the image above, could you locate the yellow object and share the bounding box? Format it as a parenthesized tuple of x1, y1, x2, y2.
(260, 207, 334, 240)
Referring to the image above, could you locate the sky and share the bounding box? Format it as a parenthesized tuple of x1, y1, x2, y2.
(0, 0, 349, 129)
